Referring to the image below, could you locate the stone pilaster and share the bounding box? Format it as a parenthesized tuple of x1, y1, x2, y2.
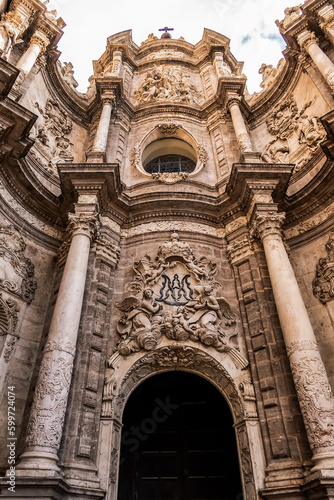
(251, 211, 334, 472)
(16, 212, 98, 476)
(226, 221, 309, 491)
(297, 29, 334, 93)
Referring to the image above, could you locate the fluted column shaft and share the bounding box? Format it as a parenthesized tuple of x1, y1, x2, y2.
(17, 213, 98, 475)
(253, 212, 334, 471)
(227, 95, 253, 153)
(92, 96, 114, 153)
(298, 30, 334, 92)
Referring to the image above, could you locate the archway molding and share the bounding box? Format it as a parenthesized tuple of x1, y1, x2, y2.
(98, 342, 266, 500)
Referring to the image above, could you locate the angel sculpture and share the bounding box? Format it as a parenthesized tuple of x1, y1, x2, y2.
(116, 288, 163, 356)
(185, 285, 236, 351)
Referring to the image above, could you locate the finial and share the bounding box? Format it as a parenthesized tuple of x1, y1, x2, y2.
(159, 26, 174, 39)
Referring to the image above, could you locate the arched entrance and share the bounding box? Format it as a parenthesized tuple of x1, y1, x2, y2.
(117, 371, 243, 500)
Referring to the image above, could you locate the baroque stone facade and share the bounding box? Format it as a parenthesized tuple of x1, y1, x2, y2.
(0, 1, 334, 499)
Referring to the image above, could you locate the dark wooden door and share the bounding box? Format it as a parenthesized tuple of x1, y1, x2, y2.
(117, 372, 243, 500)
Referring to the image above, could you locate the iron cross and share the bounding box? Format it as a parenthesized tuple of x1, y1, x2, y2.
(159, 27, 174, 34)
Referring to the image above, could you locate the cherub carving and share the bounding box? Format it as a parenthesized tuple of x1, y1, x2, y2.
(116, 288, 163, 355)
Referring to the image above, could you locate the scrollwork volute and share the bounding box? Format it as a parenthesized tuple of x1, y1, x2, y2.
(0, 225, 37, 303)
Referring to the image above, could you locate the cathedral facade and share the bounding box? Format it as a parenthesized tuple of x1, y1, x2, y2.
(0, 1, 334, 499)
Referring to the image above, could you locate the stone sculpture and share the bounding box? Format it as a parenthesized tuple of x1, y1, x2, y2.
(134, 65, 202, 105)
(115, 233, 239, 358)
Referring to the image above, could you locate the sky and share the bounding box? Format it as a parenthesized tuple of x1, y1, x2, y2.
(46, 0, 301, 94)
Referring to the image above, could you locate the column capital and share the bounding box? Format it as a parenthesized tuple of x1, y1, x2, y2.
(29, 32, 49, 53)
(250, 211, 286, 241)
(67, 212, 99, 240)
(101, 90, 116, 106)
(226, 92, 242, 109)
(297, 29, 319, 53)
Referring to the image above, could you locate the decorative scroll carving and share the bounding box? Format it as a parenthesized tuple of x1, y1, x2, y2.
(134, 65, 203, 105)
(30, 99, 73, 177)
(0, 293, 18, 334)
(0, 225, 37, 303)
(158, 123, 180, 135)
(262, 96, 326, 171)
(115, 233, 242, 362)
(25, 352, 73, 448)
(152, 171, 189, 184)
(290, 355, 334, 449)
(236, 427, 257, 500)
(109, 448, 118, 483)
(313, 231, 334, 304)
(0, 11, 28, 61)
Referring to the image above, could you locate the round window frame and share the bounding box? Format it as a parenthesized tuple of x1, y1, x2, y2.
(132, 124, 207, 178)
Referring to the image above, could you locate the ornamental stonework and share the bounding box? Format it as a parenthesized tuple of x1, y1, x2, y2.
(0, 225, 37, 303)
(313, 231, 334, 304)
(261, 96, 326, 172)
(30, 99, 74, 177)
(133, 65, 203, 105)
(114, 233, 243, 364)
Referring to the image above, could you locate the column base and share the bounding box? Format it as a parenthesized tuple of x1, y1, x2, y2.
(240, 151, 263, 163)
(311, 447, 334, 472)
(15, 450, 60, 477)
(85, 151, 106, 163)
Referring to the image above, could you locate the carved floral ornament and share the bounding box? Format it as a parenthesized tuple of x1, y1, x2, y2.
(261, 96, 326, 173)
(130, 123, 208, 184)
(0, 225, 37, 303)
(113, 233, 246, 369)
(313, 231, 334, 304)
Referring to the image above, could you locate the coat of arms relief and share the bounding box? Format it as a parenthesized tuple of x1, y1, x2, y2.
(115, 233, 245, 367)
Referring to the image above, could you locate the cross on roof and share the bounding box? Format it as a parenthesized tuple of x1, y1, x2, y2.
(159, 27, 174, 34)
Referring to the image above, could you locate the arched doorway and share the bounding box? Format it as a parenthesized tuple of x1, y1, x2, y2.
(117, 371, 243, 500)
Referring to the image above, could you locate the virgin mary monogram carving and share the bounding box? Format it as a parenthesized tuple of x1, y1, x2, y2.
(115, 233, 240, 359)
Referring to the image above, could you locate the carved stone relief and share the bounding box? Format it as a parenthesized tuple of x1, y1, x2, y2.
(114, 233, 244, 367)
(25, 351, 72, 448)
(0, 292, 19, 363)
(134, 65, 203, 105)
(261, 96, 326, 172)
(0, 11, 28, 61)
(290, 353, 334, 449)
(258, 59, 284, 91)
(0, 225, 37, 303)
(30, 99, 73, 177)
(56, 60, 79, 89)
(313, 231, 334, 304)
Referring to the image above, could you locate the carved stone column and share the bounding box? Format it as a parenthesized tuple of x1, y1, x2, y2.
(297, 30, 334, 92)
(252, 211, 334, 472)
(16, 213, 98, 476)
(16, 32, 49, 76)
(89, 92, 115, 161)
(227, 93, 253, 154)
